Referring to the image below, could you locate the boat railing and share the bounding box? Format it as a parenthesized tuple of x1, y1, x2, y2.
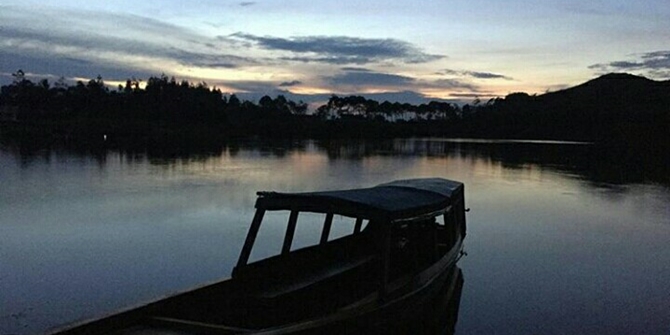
(233, 232, 376, 286)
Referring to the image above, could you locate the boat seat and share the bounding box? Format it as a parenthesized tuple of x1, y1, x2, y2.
(234, 233, 377, 302)
(254, 253, 376, 299)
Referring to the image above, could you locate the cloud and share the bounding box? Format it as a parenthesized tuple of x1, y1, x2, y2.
(222, 81, 283, 94)
(468, 71, 512, 80)
(441, 69, 513, 80)
(430, 79, 479, 91)
(0, 5, 484, 100)
(0, 48, 155, 85)
(448, 92, 494, 98)
(340, 67, 372, 72)
(278, 80, 302, 87)
(319, 68, 480, 94)
(0, 6, 255, 80)
(325, 70, 415, 87)
(239, 1, 256, 6)
(205, 72, 471, 105)
(168, 49, 256, 68)
(279, 56, 372, 65)
(229, 33, 443, 65)
(589, 51, 670, 78)
(542, 84, 570, 93)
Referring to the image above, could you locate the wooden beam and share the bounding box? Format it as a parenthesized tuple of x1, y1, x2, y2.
(150, 316, 253, 334)
(354, 218, 363, 233)
(236, 209, 265, 268)
(320, 213, 334, 245)
(378, 226, 392, 300)
(282, 210, 299, 255)
(432, 218, 439, 262)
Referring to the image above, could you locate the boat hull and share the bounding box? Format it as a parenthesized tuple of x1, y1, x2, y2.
(50, 238, 463, 335)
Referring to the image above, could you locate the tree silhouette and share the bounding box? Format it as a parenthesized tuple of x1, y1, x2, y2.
(2, 70, 665, 147)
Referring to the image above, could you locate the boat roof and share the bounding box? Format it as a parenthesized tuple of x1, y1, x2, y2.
(255, 178, 463, 221)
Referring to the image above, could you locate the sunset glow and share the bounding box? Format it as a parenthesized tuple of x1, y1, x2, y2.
(1, 1, 669, 104)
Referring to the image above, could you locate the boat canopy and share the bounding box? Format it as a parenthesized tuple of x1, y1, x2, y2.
(255, 178, 463, 222)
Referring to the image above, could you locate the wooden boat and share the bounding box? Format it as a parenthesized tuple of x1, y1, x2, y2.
(51, 178, 467, 334)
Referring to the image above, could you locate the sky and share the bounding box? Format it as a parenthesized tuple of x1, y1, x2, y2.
(1, 0, 669, 104)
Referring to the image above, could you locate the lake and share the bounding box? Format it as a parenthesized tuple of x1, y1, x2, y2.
(1, 138, 669, 335)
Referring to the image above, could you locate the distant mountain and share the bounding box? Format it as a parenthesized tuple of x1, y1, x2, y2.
(542, 73, 670, 113)
(459, 73, 670, 144)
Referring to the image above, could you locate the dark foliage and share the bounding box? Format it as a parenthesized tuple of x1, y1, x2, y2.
(0, 71, 460, 144)
(450, 73, 669, 139)
(1, 71, 668, 153)
(444, 73, 670, 160)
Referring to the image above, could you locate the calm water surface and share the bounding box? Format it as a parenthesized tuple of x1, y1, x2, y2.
(1, 139, 669, 334)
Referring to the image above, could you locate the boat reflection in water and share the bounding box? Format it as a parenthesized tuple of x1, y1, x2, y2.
(431, 266, 464, 335)
(52, 178, 466, 334)
(354, 265, 464, 335)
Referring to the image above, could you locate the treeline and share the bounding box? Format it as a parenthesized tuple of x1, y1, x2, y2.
(0, 71, 470, 145)
(1, 71, 668, 149)
(0, 71, 229, 142)
(315, 95, 460, 122)
(0, 71, 301, 142)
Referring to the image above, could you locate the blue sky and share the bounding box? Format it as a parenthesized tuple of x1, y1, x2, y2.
(1, 0, 669, 103)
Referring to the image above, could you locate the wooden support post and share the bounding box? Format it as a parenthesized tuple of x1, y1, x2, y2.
(444, 213, 451, 246)
(236, 209, 265, 268)
(432, 217, 439, 261)
(354, 218, 363, 233)
(378, 226, 392, 301)
(320, 213, 334, 245)
(282, 210, 299, 255)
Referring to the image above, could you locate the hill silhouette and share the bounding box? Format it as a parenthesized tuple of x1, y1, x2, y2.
(1, 71, 668, 149)
(455, 73, 670, 145)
